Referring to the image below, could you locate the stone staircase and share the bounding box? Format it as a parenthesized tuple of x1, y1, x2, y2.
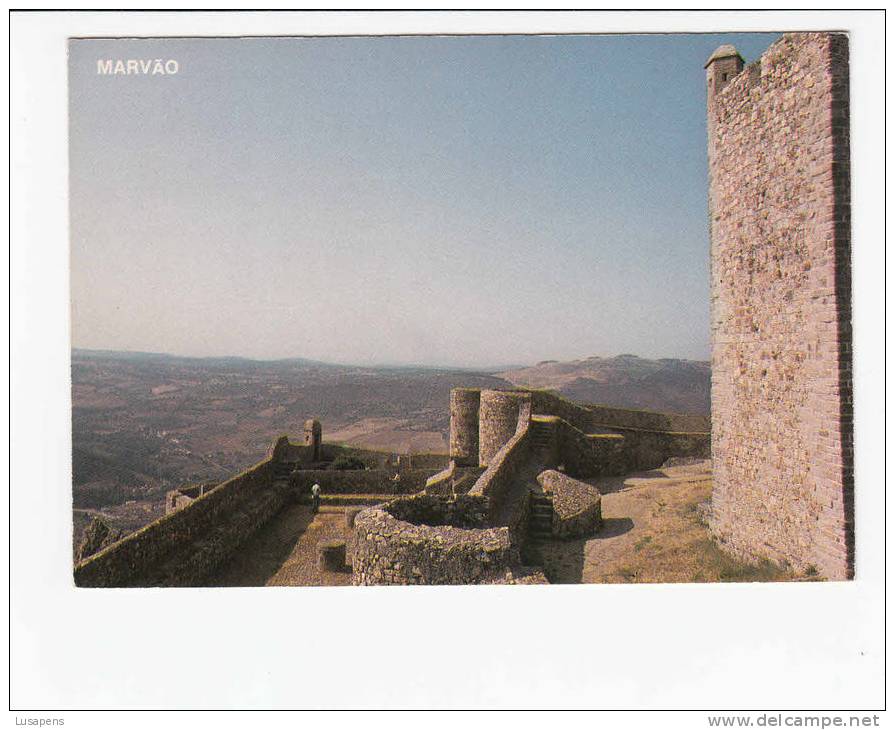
(529, 419, 555, 465)
(528, 492, 554, 543)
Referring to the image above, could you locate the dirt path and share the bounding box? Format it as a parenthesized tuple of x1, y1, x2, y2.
(532, 460, 794, 584)
(209, 504, 352, 587)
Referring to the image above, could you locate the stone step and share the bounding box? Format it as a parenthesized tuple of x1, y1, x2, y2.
(315, 494, 394, 507)
(318, 505, 347, 514)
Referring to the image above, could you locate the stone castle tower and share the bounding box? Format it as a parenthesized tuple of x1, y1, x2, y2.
(706, 33, 853, 579)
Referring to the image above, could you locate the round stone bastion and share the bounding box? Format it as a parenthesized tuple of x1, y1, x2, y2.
(478, 390, 530, 467)
(350, 494, 516, 585)
(449, 388, 481, 467)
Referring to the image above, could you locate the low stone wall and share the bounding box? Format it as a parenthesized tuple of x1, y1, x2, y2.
(554, 418, 626, 477)
(528, 390, 596, 433)
(315, 445, 449, 471)
(386, 493, 489, 527)
(290, 468, 437, 496)
(537, 470, 602, 539)
(527, 389, 710, 433)
(424, 461, 456, 493)
(351, 494, 515, 585)
(551, 416, 708, 477)
(393, 453, 452, 470)
(614, 427, 710, 473)
(588, 405, 710, 434)
(74, 458, 283, 587)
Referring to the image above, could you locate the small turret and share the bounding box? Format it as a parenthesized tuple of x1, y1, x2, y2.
(705, 44, 745, 103)
(303, 418, 322, 462)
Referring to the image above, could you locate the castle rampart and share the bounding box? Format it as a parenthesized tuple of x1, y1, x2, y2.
(451, 386, 710, 477)
(74, 432, 448, 587)
(75, 456, 286, 587)
(706, 33, 853, 579)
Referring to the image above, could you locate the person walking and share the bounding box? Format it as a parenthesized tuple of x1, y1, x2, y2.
(311, 482, 321, 513)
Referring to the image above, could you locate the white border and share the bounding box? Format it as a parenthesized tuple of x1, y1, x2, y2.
(8, 10, 887, 715)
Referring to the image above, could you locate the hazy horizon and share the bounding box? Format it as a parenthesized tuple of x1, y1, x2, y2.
(71, 344, 711, 373)
(70, 33, 779, 368)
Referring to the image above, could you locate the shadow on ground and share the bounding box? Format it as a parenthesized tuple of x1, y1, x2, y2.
(525, 517, 634, 584)
(206, 503, 314, 586)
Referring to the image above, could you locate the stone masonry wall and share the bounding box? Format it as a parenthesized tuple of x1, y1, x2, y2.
(468, 421, 531, 523)
(74, 457, 284, 587)
(708, 33, 853, 579)
(450, 388, 481, 466)
(553, 418, 625, 477)
(552, 416, 709, 478)
(529, 389, 710, 433)
(478, 390, 531, 466)
(290, 468, 437, 496)
(351, 495, 515, 585)
(537, 470, 603, 540)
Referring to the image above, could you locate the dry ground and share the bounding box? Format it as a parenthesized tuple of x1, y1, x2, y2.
(326, 417, 448, 454)
(208, 504, 353, 587)
(207, 459, 796, 587)
(531, 459, 795, 584)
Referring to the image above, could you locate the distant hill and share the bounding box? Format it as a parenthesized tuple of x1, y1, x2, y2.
(498, 354, 710, 415)
(70, 349, 709, 550)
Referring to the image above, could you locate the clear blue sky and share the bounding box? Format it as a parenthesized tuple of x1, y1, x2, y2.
(69, 32, 779, 368)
